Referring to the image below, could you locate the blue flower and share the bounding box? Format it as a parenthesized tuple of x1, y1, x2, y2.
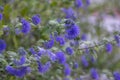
(6, 65, 31, 78)
(62, 7, 76, 20)
(73, 62, 79, 69)
(86, 0, 90, 6)
(3, 27, 10, 35)
(113, 71, 120, 80)
(29, 47, 36, 55)
(47, 50, 57, 62)
(55, 36, 65, 46)
(32, 14, 41, 25)
(90, 68, 99, 79)
(64, 19, 75, 29)
(21, 18, 31, 34)
(44, 35, 54, 49)
(0, 13, 3, 20)
(105, 43, 112, 53)
(81, 34, 87, 41)
(38, 61, 51, 74)
(66, 47, 74, 55)
(114, 35, 120, 46)
(14, 56, 26, 66)
(74, 0, 82, 8)
(64, 64, 71, 76)
(65, 25, 80, 39)
(18, 47, 27, 55)
(81, 55, 89, 67)
(0, 39, 6, 53)
(15, 28, 21, 35)
(56, 51, 66, 64)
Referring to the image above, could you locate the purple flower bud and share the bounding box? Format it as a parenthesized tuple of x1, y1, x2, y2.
(0, 39, 6, 53)
(64, 64, 71, 76)
(90, 68, 99, 79)
(32, 14, 41, 25)
(21, 18, 31, 34)
(0, 13, 3, 20)
(81, 55, 89, 67)
(66, 47, 74, 55)
(74, 0, 82, 8)
(105, 43, 113, 53)
(56, 51, 66, 64)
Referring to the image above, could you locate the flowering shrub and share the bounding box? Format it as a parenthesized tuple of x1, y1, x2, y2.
(0, 0, 120, 80)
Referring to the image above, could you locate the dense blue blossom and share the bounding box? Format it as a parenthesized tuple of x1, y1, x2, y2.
(65, 25, 80, 39)
(44, 35, 54, 49)
(74, 0, 82, 8)
(90, 68, 99, 79)
(0, 13, 3, 20)
(66, 47, 74, 55)
(105, 43, 113, 53)
(0, 39, 6, 53)
(6, 65, 31, 78)
(113, 71, 120, 80)
(56, 51, 66, 64)
(55, 36, 65, 46)
(14, 56, 26, 66)
(32, 14, 41, 25)
(64, 64, 71, 76)
(81, 55, 89, 67)
(62, 7, 76, 20)
(21, 18, 31, 34)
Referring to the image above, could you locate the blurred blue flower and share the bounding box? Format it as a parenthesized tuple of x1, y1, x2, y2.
(62, 7, 76, 20)
(86, 0, 90, 6)
(18, 47, 27, 55)
(65, 25, 80, 39)
(90, 68, 99, 79)
(0, 13, 3, 20)
(3, 27, 10, 36)
(55, 36, 65, 46)
(81, 34, 87, 41)
(14, 56, 26, 66)
(21, 18, 31, 34)
(64, 64, 71, 76)
(74, 0, 82, 8)
(81, 55, 89, 67)
(6, 65, 31, 78)
(113, 71, 120, 80)
(66, 47, 74, 55)
(38, 61, 51, 74)
(0, 39, 6, 53)
(105, 43, 113, 53)
(44, 35, 54, 49)
(47, 50, 57, 62)
(29, 47, 36, 55)
(56, 51, 66, 64)
(15, 28, 21, 35)
(74, 62, 79, 69)
(64, 19, 75, 29)
(32, 14, 41, 25)
(114, 35, 120, 46)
